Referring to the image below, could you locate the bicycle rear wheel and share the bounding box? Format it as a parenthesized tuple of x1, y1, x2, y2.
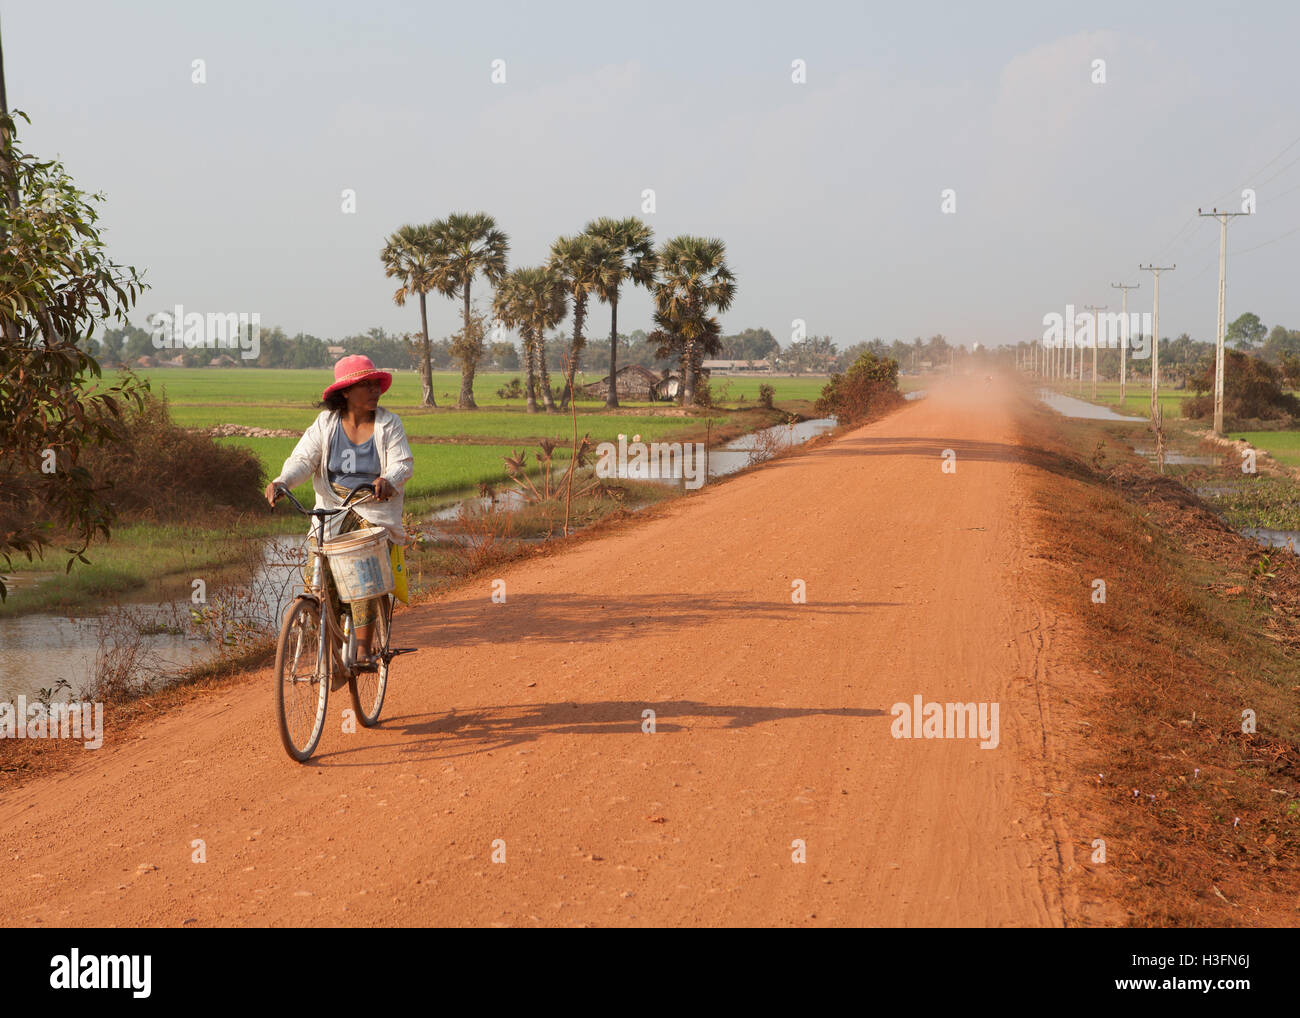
(275, 596, 329, 761)
(349, 594, 390, 727)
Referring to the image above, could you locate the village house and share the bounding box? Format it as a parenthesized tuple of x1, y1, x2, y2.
(701, 358, 773, 374)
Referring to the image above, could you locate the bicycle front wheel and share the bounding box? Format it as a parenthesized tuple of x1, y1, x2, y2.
(275, 596, 329, 761)
(349, 594, 390, 727)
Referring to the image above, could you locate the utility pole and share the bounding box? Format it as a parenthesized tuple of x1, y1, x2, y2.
(1077, 318, 1085, 393)
(1076, 310, 1086, 393)
(1085, 305, 1107, 400)
(1197, 207, 1250, 436)
(1138, 264, 1175, 423)
(1110, 281, 1140, 405)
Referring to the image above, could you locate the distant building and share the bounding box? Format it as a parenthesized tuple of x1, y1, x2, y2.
(136, 355, 157, 368)
(209, 354, 239, 367)
(327, 345, 346, 357)
(701, 358, 772, 373)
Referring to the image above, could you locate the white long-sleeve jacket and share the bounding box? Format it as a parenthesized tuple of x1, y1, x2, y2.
(273, 407, 415, 543)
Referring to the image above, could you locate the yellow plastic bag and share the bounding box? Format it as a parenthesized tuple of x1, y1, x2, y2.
(390, 543, 409, 604)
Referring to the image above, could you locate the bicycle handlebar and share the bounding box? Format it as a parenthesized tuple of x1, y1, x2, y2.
(271, 482, 376, 516)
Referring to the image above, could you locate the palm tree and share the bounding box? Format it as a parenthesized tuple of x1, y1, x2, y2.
(651, 307, 722, 404)
(549, 233, 618, 408)
(431, 212, 509, 409)
(380, 223, 440, 406)
(650, 236, 736, 406)
(492, 274, 535, 413)
(585, 217, 656, 407)
(492, 267, 567, 413)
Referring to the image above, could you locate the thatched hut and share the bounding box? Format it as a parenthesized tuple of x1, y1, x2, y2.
(580, 364, 662, 401)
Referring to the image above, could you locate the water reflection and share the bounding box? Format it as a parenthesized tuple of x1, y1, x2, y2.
(1037, 389, 1145, 422)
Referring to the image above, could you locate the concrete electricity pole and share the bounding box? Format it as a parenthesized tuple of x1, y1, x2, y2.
(1085, 305, 1106, 400)
(1197, 207, 1250, 436)
(1138, 264, 1175, 423)
(1110, 281, 1140, 404)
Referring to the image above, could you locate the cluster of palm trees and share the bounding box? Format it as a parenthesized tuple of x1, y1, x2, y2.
(380, 212, 735, 411)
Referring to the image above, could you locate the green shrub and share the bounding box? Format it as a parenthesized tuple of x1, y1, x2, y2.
(496, 377, 524, 400)
(814, 351, 903, 425)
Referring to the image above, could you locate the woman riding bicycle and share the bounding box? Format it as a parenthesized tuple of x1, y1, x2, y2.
(264, 355, 414, 671)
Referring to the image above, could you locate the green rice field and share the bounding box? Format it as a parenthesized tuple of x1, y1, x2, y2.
(1061, 380, 1192, 419)
(111, 366, 842, 511)
(111, 368, 833, 412)
(1228, 431, 1300, 469)
(218, 437, 576, 503)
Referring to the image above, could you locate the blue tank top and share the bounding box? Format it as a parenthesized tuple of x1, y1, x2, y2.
(328, 417, 381, 491)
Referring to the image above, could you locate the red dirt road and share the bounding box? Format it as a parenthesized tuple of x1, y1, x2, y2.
(1, 378, 1076, 927)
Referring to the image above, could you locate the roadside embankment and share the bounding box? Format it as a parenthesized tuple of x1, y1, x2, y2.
(1014, 386, 1300, 925)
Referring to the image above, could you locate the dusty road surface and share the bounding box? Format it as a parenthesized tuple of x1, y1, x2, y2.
(1, 377, 1076, 926)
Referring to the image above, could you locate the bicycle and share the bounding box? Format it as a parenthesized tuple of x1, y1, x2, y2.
(270, 482, 404, 762)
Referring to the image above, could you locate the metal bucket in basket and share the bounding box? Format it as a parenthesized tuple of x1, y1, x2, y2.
(322, 525, 394, 602)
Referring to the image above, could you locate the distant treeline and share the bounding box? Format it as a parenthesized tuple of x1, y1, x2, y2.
(91, 323, 966, 376)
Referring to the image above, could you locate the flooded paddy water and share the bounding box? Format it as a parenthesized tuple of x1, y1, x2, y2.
(1035, 386, 1300, 563)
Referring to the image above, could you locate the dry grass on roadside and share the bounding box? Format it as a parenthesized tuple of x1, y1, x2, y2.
(1019, 404, 1300, 926)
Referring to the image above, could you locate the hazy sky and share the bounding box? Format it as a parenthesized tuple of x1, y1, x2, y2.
(6, 0, 1300, 351)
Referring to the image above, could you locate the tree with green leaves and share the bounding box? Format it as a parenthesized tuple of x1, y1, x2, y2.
(0, 103, 148, 599)
(492, 272, 539, 413)
(1226, 312, 1267, 351)
(380, 222, 440, 406)
(814, 350, 903, 426)
(722, 327, 779, 362)
(549, 232, 617, 408)
(1262, 323, 1300, 364)
(493, 267, 567, 413)
(430, 212, 509, 409)
(585, 216, 656, 407)
(648, 236, 736, 406)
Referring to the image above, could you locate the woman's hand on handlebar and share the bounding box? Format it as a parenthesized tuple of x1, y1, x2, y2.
(374, 477, 394, 502)
(265, 481, 282, 508)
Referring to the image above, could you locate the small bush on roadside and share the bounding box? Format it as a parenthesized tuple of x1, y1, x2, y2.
(758, 383, 775, 409)
(80, 390, 266, 519)
(814, 351, 904, 426)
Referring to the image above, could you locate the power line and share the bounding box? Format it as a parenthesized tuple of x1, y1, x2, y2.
(1235, 221, 1300, 256)
(1253, 149, 1300, 190)
(1153, 130, 1300, 258)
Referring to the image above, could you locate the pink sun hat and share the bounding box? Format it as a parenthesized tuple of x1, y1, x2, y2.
(323, 355, 393, 401)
